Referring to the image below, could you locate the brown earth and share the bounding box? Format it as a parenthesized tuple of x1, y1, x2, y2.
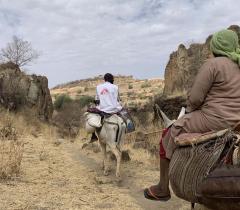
(0, 124, 192, 210)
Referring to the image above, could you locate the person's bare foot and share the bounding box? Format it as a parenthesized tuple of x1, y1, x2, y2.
(144, 184, 171, 201)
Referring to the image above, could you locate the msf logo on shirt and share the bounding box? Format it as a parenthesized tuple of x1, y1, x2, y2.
(100, 88, 109, 95)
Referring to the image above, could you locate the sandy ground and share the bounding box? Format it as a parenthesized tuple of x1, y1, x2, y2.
(0, 134, 190, 210)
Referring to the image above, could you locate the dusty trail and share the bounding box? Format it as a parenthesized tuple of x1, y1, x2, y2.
(0, 135, 189, 210)
(65, 141, 189, 210)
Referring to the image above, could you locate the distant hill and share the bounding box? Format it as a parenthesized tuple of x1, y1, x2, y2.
(51, 75, 164, 107)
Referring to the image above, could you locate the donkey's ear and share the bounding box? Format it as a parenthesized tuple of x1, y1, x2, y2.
(177, 107, 186, 119)
(155, 104, 175, 128)
(159, 109, 175, 128)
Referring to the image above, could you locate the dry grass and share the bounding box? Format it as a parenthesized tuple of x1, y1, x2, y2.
(0, 140, 24, 179)
(0, 115, 24, 179)
(0, 110, 57, 180)
(125, 132, 138, 144)
(0, 109, 192, 209)
(145, 129, 162, 147)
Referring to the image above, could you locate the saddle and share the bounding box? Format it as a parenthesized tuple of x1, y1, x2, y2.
(196, 131, 240, 202)
(86, 107, 135, 133)
(169, 127, 240, 206)
(85, 108, 126, 143)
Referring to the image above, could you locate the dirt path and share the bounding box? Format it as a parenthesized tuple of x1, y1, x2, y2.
(64, 140, 189, 210)
(0, 135, 189, 210)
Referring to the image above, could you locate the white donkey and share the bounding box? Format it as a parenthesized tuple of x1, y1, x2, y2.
(85, 113, 126, 178)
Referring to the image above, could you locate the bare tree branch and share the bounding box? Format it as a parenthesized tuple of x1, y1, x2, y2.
(0, 36, 39, 67)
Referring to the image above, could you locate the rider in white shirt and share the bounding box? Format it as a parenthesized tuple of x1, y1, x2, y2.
(90, 73, 122, 141)
(96, 73, 122, 113)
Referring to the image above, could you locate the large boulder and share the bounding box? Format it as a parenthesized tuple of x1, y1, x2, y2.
(163, 25, 240, 97)
(0, 62, 53, 121)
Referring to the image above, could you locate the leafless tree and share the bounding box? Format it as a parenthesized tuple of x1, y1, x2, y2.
(0, 36, 39, 67)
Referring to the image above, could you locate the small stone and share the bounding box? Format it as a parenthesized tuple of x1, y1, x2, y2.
(95, 176, 113, 185)
(53, 138, 64, 146)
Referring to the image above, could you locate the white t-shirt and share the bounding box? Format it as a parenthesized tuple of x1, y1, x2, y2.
(96, 82, 122, 113)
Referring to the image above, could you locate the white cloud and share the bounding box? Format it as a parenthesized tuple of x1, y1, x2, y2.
(0, 0, 239, 87)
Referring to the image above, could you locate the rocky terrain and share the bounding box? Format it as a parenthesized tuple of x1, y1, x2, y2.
(163, 25, 240, 97)
(154, 25, 240, 118)
(0, 62, 53, 120)
(51, 75, 164, 107)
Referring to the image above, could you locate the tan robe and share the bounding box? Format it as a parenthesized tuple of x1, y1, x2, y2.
(163, 57, 240, 159)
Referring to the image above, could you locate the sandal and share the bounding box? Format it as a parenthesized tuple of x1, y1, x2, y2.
(144, 187, 171, 201)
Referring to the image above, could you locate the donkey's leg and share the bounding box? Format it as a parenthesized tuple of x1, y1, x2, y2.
(111, 147, 122, 178)
(99, 140, 109, 176)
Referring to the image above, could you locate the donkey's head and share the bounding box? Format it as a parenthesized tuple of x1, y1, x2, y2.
(155, 104, 185, 128)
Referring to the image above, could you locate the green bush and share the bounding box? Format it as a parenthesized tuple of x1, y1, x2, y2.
(77, 95, 94, 108)
(128, 102, 135, 107)
(128, 84, 133, 89)
(139, 93, 147, 100)
(127, 92, 134, 97)
(141, 82, 151, 88)
(54, 94, 72, 110)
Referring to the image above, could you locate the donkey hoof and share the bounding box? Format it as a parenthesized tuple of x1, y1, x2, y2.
(116, 172, 121, 178)
(116, 176, 122, 184)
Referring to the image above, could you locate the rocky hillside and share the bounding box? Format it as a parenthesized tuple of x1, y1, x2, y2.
(0, 62, 53, 120)
(163, 25, 240, 97)
(51, 75, 164, 107)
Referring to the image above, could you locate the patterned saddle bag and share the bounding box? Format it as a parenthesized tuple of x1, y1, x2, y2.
(169, 131, 237, 203)
(196, 133, 240, 201)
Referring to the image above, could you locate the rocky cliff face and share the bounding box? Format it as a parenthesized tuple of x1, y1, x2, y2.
(163, 25, 240, 97)
(0, 62, 53, 121)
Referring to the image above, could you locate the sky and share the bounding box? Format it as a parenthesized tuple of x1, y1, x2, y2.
(0, 0, 239, 87)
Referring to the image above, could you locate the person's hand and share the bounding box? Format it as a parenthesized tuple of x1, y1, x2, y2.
(94, 99, 100, 105)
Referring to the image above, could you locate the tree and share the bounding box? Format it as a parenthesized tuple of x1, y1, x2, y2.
(128, 84, 133, 89)
(77, 95, 94, 108)
(54, 94, 73, 110)
(0, 36, 39, 67)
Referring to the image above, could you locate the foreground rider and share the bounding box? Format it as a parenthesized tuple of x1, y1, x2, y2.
(90, 73, 122, 141)
(144, 29, 240, 201)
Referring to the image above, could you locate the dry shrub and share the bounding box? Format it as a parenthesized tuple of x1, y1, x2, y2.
(0, 140, 24, 179)
(0, 61, 19, 71)
(131, 130, 161, 156)
(145, 130, 162, 146)
(53, 102, 83, 138)
(11, 108, 57, 142)
(144, 130, 162, 157)
(154, 95, 187, 120)
(0, 122, 24, 179)
(0, 72, 26, 111)
(129, 106, 155, 130)
(125, 132, 137, 144)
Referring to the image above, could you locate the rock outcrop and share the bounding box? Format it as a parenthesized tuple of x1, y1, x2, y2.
(163, 25, 240, 97)
(0, 62, 53, 120)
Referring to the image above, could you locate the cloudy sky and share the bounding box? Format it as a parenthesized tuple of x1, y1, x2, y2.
(0, 0, 239, 87)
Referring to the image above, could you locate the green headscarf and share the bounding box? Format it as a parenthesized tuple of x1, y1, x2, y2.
(210, 29, 240, 66)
